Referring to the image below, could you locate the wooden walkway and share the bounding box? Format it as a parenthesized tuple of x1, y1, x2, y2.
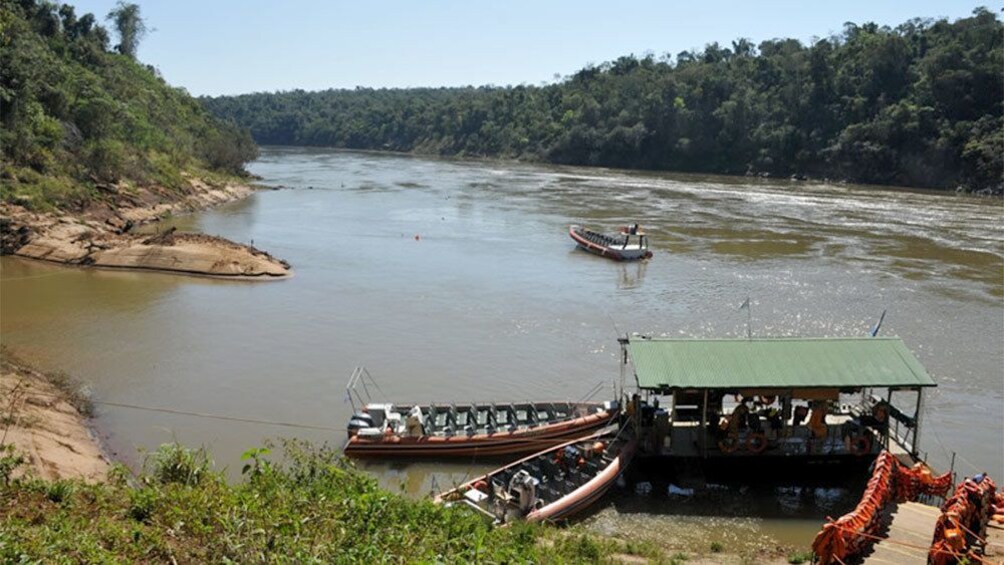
(985, 520, 1004, 565)
(860, 501, 940, 564)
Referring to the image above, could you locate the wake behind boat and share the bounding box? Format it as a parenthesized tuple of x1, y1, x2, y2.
(435, 427, 636, 524)
(569, 224, 653, 261)
(343, 367, 620, 458)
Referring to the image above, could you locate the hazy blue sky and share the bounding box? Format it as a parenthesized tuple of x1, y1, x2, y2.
(70, 1, 987, 96)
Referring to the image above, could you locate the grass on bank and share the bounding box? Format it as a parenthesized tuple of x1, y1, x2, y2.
(0, 440, 683, 563)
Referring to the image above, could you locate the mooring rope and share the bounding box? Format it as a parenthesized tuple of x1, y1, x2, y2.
(4, 388, 340, 432)
(94, 400, 342, 431)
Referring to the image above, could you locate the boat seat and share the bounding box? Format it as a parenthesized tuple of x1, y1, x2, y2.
(542, 459, 562, 480)
(538, 485, 557, 503)
(434, 409, 448, 429)
(525, 462, 542, 480)
(526, 408, 538, 427)
(425, 406, 438, 432)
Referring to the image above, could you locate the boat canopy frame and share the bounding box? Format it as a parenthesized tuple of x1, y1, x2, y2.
(619, 336, 937, 458)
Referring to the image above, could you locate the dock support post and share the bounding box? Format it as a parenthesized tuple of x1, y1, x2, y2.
(700, 390, 708, 458)
(913, 387, 924, 457)
(886, 388, 894, 450)
(618, 338, 628, 400)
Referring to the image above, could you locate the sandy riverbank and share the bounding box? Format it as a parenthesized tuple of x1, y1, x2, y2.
(1, 351, 109, 481)
(1, 177, 291, 279)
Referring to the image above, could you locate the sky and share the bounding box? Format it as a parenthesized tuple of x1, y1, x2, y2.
(69, 0, 988, 97)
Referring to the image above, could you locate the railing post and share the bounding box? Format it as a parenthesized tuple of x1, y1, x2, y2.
(913, 388, 924, 457)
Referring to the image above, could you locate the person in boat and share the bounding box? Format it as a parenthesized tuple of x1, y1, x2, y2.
(764, 406, 783, 438)
(406, 405, 424, 437)
(731, 399, 750, 432)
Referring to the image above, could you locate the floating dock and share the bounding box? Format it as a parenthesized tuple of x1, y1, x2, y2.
(619, 336, 936, 468)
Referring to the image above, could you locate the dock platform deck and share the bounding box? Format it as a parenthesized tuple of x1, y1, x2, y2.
(860, 501, 939, 564)
(985, 520, 1004, 564)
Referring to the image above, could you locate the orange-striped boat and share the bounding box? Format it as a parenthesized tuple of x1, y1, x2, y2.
(569, 225, 653, 261)
(344, 400, 619, 458)
(435, 428, 636, 524)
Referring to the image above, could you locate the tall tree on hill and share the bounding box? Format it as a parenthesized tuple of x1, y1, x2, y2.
(106, 1, 146, 59)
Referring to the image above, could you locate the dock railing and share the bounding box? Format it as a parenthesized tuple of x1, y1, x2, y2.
(811, 449, 953, 564)
(928, 474, 999, 565)
(867, 393, 919, 457)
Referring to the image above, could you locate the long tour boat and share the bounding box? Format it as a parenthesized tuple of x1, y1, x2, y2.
(344, 399, 620, 458)
(569, 224, 653, 261)
(435, 427, 637, 524)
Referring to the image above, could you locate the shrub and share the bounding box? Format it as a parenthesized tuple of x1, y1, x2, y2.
(148, 443, 211, 486)
(45, 480, 75, 504)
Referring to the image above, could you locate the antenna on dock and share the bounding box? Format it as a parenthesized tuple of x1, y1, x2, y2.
(739, 295, 752, 340)
(605, 311, 623, 340)
(870, 309, 887, 337)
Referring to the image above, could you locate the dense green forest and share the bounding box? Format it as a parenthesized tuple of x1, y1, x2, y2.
(0, 0, 258, 210)
(204, 9, 1002, 192)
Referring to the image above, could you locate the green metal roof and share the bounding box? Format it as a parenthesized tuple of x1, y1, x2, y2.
(627, 337, 936, 390)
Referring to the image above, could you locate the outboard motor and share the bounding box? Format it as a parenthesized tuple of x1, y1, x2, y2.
(508, 470, 539, 515)
(347, 418, 370, 438)
(347, 411, 375, 438)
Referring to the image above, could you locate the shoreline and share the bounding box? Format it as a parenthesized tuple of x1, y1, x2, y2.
(1, 177, 292, 280)
(0, 349, 110, 482)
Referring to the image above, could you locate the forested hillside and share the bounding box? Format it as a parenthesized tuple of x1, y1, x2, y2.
(0, 0, 258, 210)
(203, 9, 1002, 192)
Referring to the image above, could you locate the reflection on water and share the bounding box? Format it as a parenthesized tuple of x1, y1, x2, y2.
(2, 146, 1001, 549)
(585, 481, 862, 551)
(617, 260, 648, 290)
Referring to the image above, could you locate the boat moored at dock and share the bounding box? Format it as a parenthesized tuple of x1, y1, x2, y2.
(343, 368, 620, 458)
(435, 427, 637, 524)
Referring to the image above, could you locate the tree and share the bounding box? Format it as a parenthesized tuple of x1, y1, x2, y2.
(105, 1, 146, 59)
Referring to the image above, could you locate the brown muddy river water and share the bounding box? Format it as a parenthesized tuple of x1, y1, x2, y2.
(2, 147, 1002, 550)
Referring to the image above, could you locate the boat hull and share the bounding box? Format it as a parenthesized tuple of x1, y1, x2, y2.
(344, 410, 616, 458)
(435, 428, 637, 524)
(527, 438, 636, 522)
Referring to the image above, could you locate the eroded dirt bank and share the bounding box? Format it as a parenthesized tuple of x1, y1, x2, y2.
(1, 179, 290, 279)
(1, 351, 109, 482)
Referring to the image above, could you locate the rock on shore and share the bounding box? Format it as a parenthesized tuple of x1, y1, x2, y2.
(1, 354, 109, 482)
(1, 179, 291, 279)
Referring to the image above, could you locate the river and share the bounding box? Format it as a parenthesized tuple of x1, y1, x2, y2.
(2, 146, 1001, 551)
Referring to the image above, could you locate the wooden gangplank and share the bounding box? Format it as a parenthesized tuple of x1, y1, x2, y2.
(860, 501, 939, 564)
(985, 520, 1004, 565)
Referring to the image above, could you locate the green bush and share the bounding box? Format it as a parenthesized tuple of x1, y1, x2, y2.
(148, 443, 211, 486)
(83, 139, 127, 182)
(0, 440, 669, 563)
